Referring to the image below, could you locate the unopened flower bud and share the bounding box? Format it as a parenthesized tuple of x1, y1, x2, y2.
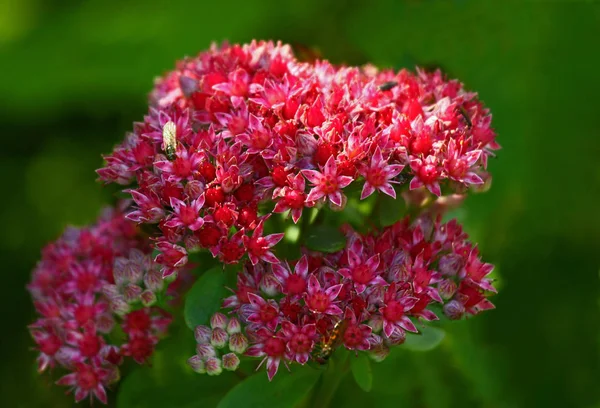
(385, 329, 406, 346)
(144, 268, 164, 292)
(110, 296, 130, 316)
(96, 314, 115, 334)
(124, 262, 143, 284)
(369, 344, 390, 362)
(184, 180, 204, 200)
(260, 273, 280, 297)
(194, 325, 212, 344)
(123, 283, 143, 303)
(222, 353, 240, 371)
(228, 332, 248, 354)
(187, 355, 206, 373)
(102, 283, 120, 299)
(211, 327, 229, 349)
(163, 270, 178, 284)
(205, 357, 223, 376)
(226, 318, 241, 334)
(210, 312, 228, 330)
(184, 234, 201, 252)
(196, 343, 216, 359)
(438, 279, 457, 300)
(367, 316, 384, 333)
(443, 300, 465, 320)
(438, 254, 463, 276)
(140, 290, 157, 307)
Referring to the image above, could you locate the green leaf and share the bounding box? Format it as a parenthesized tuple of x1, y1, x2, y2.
(305, 225, 346, 253)
(184, 266, 227, 330)
(378, 188, 406, 227)
(404, 326, 446, 352)
(217, 365, 321, 408)
(350, 353, 373, 392)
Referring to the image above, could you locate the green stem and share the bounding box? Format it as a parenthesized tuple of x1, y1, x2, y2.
(311, 354, 351, 408)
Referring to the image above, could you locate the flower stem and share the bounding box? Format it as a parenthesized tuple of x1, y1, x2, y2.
(311, 353, 351, 408)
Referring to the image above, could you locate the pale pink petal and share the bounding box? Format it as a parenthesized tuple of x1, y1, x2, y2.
(361, 183, 376, 200)
(409, 177, 423, 190)
(378, 183, 396, 198)
(302, 170, 323, 184)
(329, 191, 342, 207)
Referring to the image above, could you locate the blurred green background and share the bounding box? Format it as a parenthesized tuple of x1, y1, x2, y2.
(1, 0, 598, 407)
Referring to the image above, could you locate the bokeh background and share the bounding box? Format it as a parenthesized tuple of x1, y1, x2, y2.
(1, 0, 599, 407)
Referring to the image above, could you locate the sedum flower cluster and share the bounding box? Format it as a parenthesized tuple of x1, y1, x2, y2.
(29, 40, 499, 404)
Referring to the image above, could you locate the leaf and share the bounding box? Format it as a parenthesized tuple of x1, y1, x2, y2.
(350, 353, 373, 392)
(184, 266, 227, 330)
(404, 326, 446, 352)
(217, 365, 321, 408)
(378, 188, 406, 227)
(305, 225, 346, 253)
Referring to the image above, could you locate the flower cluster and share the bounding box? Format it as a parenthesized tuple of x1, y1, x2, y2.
(199, 215, 495, 379)
(97, 40, 497, 277)
(27, 207, 174, 404)
(187, 312, 249, 376)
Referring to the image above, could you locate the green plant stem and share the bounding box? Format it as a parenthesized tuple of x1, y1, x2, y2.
(311, 354, 351, 408)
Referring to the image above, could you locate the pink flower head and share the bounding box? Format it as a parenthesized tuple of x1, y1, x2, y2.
(302, 156, 353, 207)
(358, 147, 405, 199)
(245, 293, 280, 331)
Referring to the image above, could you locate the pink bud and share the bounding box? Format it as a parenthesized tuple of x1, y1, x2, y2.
(140, 290, 157, 307)
(211, 328, 229, 349)
(205, 356, 223, 376)
(187, 355, 206, 374)
(222, 353, 240, 371)
(438, 254, 463, 276)
(196, 343, 216, 359)
(226, 318, 241, 335)
(144, 268, 164, 292)
(210, 312, 228, 330)
(385, 329, 406, 346)
(443, 300, 465, 320)
(369, 343, 390, 362)
(438, 279, 457, 300)
(260, 273, 280, 297)
(195, 325, 212, 344)
(123, 284, 143, 303)
(110, 296, 130, 316)
(184, 180, 205, 199)
(228, 332, 248, 354)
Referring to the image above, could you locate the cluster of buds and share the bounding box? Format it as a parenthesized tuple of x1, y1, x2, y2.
(102, 248, 167, 313)
(211, 215, 495, 379)
(97, 40, 498, 277)
(27, 207, 175, 404)
(187, 313, 249, 375)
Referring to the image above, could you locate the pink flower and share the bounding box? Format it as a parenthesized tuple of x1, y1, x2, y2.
(246, 328, 287, 381)
(305, 275, 343, 316)
(409, 155, 442, 196)
(302, 156, 353, 207)
(245, 293, 280, 331)
(272, 255, 309, 296)
(243, 220, 284, 265)
(56, 362, 110, 404)
(338, 239, 386, 294)
(164, 196, 205, 231)
(380, 283, 419, 337)
(280, 321, 317, 364)
(358, 147, 405, 199)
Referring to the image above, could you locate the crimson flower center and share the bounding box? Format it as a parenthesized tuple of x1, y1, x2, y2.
(285, 275, 307, 295)
(321, 176, 338, 194)
(307, 292, 330, 312)
(289, 333, 312, 353)
(264, 337, 285, 357)
(351, 265, 375, 284)
(383, 300, 404, 322)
